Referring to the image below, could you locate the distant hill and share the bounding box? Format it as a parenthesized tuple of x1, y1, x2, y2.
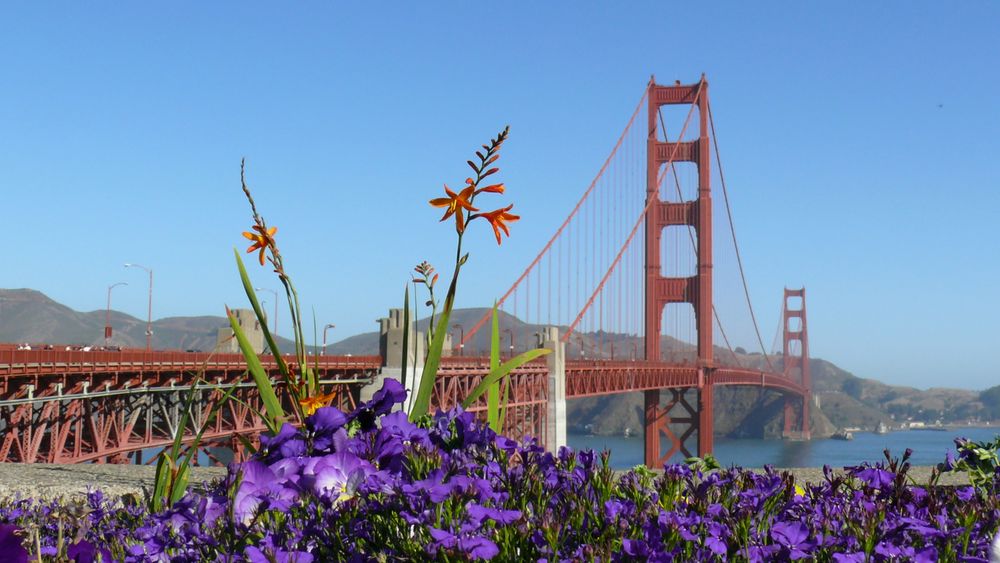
(2, 287, 997, 438)
(0, 288, 289, 353)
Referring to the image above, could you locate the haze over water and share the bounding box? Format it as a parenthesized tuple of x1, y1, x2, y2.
(570, 427, 1000, 470)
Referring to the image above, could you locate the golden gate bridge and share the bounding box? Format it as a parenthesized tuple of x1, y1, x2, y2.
(0, 76, 811, 468)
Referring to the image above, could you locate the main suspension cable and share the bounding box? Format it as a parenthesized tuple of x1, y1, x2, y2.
(707, 103, 775, 373)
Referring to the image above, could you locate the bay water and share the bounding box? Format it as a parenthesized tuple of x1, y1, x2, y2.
(568, 427, 1000, 470)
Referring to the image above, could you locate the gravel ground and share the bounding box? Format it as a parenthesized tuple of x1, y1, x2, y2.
(0, 464, 971, 502)
(0, 464, 227, 501)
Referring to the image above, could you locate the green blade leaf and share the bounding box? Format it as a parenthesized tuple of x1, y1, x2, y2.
(487, 302, 501, 430)
(233, 432, 258, 457)
(234, 249, 289, 374)
(401, 284, 410, 393)
(180, 381, 240, 474)
(409, 274, 458, 420)
(409, 306, 451, 419)
(497, 371, 512, 434)
(462, 347, 551, 409)
(151, 454, 171, 512)
(229, 308, 284, 432)
(169, 464, 191, 505)
(490, 302, 500, 372)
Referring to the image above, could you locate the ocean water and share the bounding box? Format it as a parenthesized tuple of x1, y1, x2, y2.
(568, 427, 1000, 470)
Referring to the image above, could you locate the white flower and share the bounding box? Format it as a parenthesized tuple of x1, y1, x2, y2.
(991, 530, 1000, 563)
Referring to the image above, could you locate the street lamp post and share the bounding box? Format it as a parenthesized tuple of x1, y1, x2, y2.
(255, 287, 278, 336)
(124, 263, 153, 352)
(322, 323, 336, 355)
(502, 328, 514, 359)
(105, 282, 128, 346)
(452, 323, 464, 356)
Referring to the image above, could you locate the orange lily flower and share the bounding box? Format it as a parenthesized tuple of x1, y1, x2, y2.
(299, 391, 338, 416)
(480, 204, 520, 245)
(477, 183, 505, 195)
(242, 224, 277, 266)
(429, 184, 478, 233)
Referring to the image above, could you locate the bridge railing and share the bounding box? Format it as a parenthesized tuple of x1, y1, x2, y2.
(433, 356, 550, 441)
(0, 348, 382, 376)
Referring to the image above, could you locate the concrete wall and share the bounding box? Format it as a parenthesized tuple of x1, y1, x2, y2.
(215, 308, 265, 354)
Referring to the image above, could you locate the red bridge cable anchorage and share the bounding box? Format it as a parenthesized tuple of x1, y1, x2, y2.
(708, 103, 775, 374)
(657, 107, 742, 368)
(563, 81, 705, 343)
(462, 84, 652, 345)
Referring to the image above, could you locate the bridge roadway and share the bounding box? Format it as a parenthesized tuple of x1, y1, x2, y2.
(0, 348, 805, 464)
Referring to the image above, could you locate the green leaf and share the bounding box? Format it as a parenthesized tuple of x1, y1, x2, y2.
(409, 276, 457, 420)
(234, 249, 289, 375)
(233, 432, 259, 457)
(178, 381, 239, 480)
(490, 303, 500, 372)
(151, 454, 171, 512)
(229, 308, 284, 432)
(497, 369, 512, 434)
(486, 303, 501, 431)
(461, 347, 551, 409)
(170, 464, 190, 505)
(410, 306, 452, 419)
(401, 284, 410, 393)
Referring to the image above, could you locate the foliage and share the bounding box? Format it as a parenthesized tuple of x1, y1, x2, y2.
(940, 435, 1000, 494)
(150, 371, 239, 513)
(230, 160, 335, 431)
(1, 385, 999, 561)
(408, 127, 550, 421)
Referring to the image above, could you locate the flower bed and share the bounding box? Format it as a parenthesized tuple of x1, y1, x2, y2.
(1, 378, 998, 562)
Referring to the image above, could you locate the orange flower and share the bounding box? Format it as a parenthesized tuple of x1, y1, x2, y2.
(480, 204, 520, 245)
(429, 184, 478, 233)
(242, 224, 277, 266)
(476, 183, 505, 195)
(299, 391, 338, 416)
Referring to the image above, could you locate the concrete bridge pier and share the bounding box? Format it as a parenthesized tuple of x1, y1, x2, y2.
(364, 308, 426, 411)
(540, 327, 567, 453)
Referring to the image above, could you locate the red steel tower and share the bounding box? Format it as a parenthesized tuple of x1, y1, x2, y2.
(644, 76, 714, 467)
(782, 287, 811, 439)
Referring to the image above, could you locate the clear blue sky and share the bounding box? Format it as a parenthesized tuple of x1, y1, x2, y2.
(2, 3, 997, 390)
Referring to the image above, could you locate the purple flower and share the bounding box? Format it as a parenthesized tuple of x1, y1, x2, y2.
(260, 422, 307, 461)
(914, 546, 938, 563)
(770, 521, 814, 559)
(853, 467, 895, 489)
(459, 536, 499, 560)
(232, 460, 300, 522)
(351, 378, 407, 429)
(623, 538, 651, 557)
(66, 539, 112, 563)
(403, 469, 453, 503)
(0, 525, 28, 563)
(246, 545, 315, 563)
(307, 406, 348, 452)
(832, 553, 865, 563)
(303, 452, 372, 504)
(467, 503, 521, 525)
(956, 486, 975, 502)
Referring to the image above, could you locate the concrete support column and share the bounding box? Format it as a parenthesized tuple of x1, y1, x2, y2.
(365, 308, 424, 410)
(541, 326, 567, 453)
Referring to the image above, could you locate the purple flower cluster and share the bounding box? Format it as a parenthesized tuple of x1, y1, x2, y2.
(1, 378, 998, 561)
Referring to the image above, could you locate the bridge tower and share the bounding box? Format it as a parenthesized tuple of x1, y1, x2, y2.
(644, 76, 714, 467)
(782, 287, 811, 439)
